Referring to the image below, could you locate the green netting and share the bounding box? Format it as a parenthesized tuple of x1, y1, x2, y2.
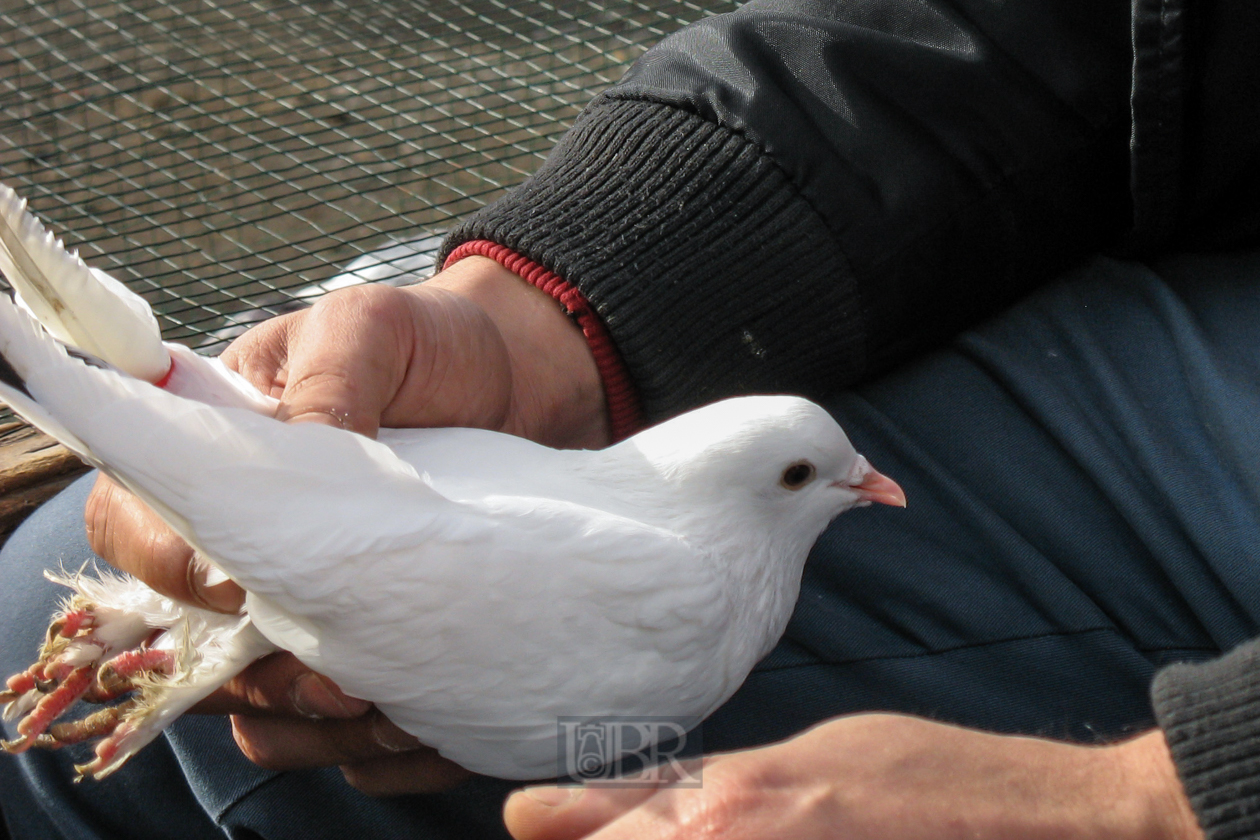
(0, 0, 733, 358)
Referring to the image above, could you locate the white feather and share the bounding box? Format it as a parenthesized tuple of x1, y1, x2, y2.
(0, 183, 169, 382)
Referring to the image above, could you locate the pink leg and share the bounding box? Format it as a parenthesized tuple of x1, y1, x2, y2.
(75, 719, 139, 780)
(3, 594, 197, 777)
(0, 669, 37, 704)
(56, 609, 95, 638)
(99, 648, 174, 682)
(86, 648, 175, 703)
(34, 701, 138, 750)
(3, 665, 94, 753)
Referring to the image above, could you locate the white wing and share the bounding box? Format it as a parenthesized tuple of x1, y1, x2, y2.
(0, 293, 447, 582)
(287, 492, 728, 778)
(0, 182, 277, 417)
(0, 182, 169, 381)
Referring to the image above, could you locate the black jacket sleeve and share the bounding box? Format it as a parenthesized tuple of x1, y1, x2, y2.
(442, 0, 1142, 421)
(1153, 640, 1260, 839)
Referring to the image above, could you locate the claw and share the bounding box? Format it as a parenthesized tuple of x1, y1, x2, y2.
(2, 688, 39, 722)
(2, 734, 31, 754)
(5, 570, 273, 780)
(44, 619, 64, 650)
(3, 600, 179, 772)
(0, 681, 34, 713)
(2, 596, 159, 768)
(83, 649, 174, 703)
(5, 601, 117, 754)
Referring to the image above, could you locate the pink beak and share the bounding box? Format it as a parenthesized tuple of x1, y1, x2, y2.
(845, 465, 906, 508)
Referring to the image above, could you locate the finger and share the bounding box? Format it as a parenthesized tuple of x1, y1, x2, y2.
(504, 785, 660, 840)
(230, 707, 428, 770)
(219, 310, 303, 397)
(341, 750, 474, 797)
(552, 783, 740, 840)
(192, 652, 371, 719)
(84, 473, 244, 612)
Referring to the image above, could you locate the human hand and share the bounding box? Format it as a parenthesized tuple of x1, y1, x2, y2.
(504, 713, 1204, 840)
(83, 255, 610, 794)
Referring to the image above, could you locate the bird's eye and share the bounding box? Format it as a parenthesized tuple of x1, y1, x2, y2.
(780, 461, 816, 490)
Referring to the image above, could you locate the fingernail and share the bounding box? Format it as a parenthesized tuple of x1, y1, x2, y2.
(369, 711, 422, 752)
(521, 786, 580, 807)
(276, 405, 352, 429)
(292, 673, 369, 719)
(188, 556, 245, 613)
(197, 580, 245, 613)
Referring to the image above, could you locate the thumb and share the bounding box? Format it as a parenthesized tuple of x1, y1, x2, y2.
(275, 377, 365, 433)
(503, 785, 657, 840)
(273, 287, 416, 437)
(85, 473, 245, 613)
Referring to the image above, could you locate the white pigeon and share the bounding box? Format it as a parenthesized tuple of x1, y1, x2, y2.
(0, 183, 905, 781)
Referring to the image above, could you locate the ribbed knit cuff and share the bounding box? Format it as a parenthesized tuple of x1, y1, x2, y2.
(439, 95, 863, 422)
(443, 239, 643, 441)
(1152, 641, 1260, 838)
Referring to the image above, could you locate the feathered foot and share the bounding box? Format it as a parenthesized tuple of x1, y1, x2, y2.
(1, 593, 167, 759)
(2, 569, 272, 780)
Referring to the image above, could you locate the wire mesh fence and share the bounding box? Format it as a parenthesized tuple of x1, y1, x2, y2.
(0, 0, 734, 363)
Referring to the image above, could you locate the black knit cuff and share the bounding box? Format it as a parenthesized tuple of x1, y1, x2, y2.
(1153, 641, 1260, 838)
(439, 96, 864, 422)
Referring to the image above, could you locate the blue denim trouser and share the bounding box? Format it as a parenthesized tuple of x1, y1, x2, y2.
(3, 251, 1260, 838)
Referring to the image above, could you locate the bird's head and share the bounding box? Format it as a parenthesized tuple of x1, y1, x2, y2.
(619, 395, 904, 663)
(626, 395, 905, 544)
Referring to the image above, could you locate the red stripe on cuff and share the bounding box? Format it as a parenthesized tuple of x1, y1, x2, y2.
(443, 240, 644, 441)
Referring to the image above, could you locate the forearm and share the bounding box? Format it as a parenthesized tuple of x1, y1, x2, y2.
(423, 255, 611, 448)
(442, 0, 1137, 420)
(504, 714, 1204, 840)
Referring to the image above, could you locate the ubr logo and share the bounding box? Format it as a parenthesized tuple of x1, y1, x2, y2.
(556, 716, 702, 787)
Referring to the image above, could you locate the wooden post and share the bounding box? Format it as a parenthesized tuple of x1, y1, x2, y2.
(0, 421, 90, 543)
